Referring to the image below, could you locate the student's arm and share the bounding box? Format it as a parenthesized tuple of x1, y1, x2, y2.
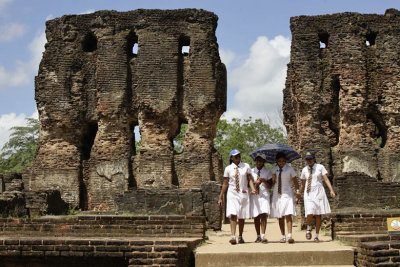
(218, 177, 229, 208)
(323, 174, 336, 198)
(292, 176, 301, 200)
(247, 173, 256, 194)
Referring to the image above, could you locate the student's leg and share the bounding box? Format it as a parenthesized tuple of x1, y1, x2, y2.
(230, 215, 237, 236)
(254, 215, 261, 235)
(315, 215, 322, 234)
(286, 215, 293, 235)
(306, 214, 313, 240)
(286, 215, 294, 243)
(260, 213, 267, 235)
(278, 217, 285, 235)
(238, 219, 245, 236)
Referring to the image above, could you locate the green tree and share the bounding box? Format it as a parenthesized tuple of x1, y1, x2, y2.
(0, 118, 39, 174)
(214, 118, 287, 168)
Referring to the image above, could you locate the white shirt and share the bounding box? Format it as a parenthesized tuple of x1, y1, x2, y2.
(271, 164, 297, 196)
(300, 163, 328, 188)
(224, 162, 252, 192)
(251, 167, 272, 192)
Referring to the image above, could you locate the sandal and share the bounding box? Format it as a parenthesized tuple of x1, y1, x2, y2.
(280, 237, 286, 243)
(306, 230, 312, 240)
(229, 238, 237, 245)
(288, 237, 295, 244)
(261, 238, 268, 244)
(314, 237, 320, 243)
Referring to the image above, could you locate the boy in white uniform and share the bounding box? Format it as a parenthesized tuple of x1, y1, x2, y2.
(271, 152, 300, 243)
(298, 150, 336, 242)
(218, 149, 256, 245)
(250, 153, 272, 243)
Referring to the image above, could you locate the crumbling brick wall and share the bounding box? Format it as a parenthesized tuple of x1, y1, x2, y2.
(284, 9, 400, 184)
(26, 9, 226, 210)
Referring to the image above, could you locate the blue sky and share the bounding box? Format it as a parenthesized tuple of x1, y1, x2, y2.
(0, 0, 399, 147)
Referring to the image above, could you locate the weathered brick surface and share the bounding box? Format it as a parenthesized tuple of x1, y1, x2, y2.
(25, 9, 226, 212)
(284, 9, 400, 191)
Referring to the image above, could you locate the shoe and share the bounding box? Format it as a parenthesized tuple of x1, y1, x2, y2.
(314, 237, 320, 243)
(261, 238, 268, 243)
(288, 237, 295, 244)
(238, 236, 245, 244)
(280, 237, 286, 243)
(255, 236, 262, 243)
(306, 230, 312, 240)
(229, 238, 237, 245)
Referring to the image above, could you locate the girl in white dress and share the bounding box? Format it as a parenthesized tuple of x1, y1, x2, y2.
(250, 153, 272, 243)
(271, 152, 300, 244)
(218, 149, 256, 245)
(299, 150, 336, 242)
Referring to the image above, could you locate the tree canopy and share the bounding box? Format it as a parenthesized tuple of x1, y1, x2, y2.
(0, 118, 39, 174)
(214, 118, 287, 168)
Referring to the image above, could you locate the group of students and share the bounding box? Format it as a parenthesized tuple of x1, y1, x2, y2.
(217, 149, 336, 245)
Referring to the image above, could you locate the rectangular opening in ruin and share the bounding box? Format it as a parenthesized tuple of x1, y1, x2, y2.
(318, 31, 329, 49)
(179, 35, 190, 56)
(366, 31, 377, 46)
(127, 31, 138, 58)
(181, 46, 190, 55)
(173, 123, 187, 154)
(82, 32, 97, 52)
(132, 43, 138, 55)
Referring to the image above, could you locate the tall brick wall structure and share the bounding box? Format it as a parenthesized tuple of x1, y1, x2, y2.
(284, 9, 400, 186)
(25, 9, 226, 213)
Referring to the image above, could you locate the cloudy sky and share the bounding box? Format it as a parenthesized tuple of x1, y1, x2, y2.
(0, 0, 399, 148)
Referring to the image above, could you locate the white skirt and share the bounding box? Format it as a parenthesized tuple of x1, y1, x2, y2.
(226, 189, 250, 219)
(270, 192, 296, 218)
(304, 185, 331, 216)
(250, 190, 270, 217)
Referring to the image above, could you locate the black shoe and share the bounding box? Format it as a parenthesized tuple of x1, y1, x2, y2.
(238, 236, 245, 244)
(255, 236, 262, 243)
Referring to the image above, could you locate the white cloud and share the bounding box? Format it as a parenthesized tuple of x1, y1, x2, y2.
(223, 35, 291, 127)
(219, 49, 235, 69)
(0, 0, 12, 13)
(0, 111, 37, 149)
(0, 31, 46, 90)
(0, 23, 27, 41)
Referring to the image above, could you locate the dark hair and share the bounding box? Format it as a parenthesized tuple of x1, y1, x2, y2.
(275, 152, 286, 160)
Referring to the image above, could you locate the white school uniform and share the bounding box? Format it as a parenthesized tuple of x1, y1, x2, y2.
(224, 162, 252, 219)
(250, 167, 272, 217)
(301, 163, 331, 216)
(270, 164, 297, 218)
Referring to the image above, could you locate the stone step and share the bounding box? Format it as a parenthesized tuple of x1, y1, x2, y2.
(195, 250, 355, 266)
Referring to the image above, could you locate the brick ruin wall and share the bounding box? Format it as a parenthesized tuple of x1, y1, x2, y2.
(284, 9, 400, 205)
(23, 9, 226, 214)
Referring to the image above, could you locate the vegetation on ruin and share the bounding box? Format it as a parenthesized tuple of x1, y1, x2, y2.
(0, 118, 39, 174)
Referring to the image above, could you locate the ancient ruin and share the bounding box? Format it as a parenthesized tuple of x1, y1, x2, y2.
(284, 9, 400, 188)
(23, 9, 226, 219)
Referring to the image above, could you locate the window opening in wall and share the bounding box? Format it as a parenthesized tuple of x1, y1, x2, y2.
(81, 122, 98, 160)
(133, 125, 141, 154)
(82, 32, 97, 52)
(132, 43, 138, 55)
(173, 123, 187, 154)
(127, 31, 138, 58)
(179, 35, 190, 56)
(318, 31, 329, 49)
(366, 31, 377, 46)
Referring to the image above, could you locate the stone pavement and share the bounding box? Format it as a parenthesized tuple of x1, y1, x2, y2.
(195, 219, 355, 266)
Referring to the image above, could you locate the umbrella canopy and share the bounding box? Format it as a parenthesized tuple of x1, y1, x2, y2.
(250, 144, 301, 164)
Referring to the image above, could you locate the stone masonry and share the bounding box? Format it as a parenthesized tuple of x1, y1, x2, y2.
(284, 9, 400, 184)
(25, 9, 226, 213)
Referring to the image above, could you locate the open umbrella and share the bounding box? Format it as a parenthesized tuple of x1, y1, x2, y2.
(249, 144, 301, 164)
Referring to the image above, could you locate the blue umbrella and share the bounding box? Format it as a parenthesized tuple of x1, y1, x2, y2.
(249, 144, 301, 164)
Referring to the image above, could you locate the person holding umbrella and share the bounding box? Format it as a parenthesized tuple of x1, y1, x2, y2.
(218, 149, 257, 245)
(270, 152, 300, 244)
(298, 150, 336, 242)
(250, 153, 272, 243)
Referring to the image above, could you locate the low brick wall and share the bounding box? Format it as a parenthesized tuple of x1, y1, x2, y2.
(0, 215, 205, 267)
(0, 237, 201, 267)
(0, 215, 205, 238)
(330, 211, 400, 266)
